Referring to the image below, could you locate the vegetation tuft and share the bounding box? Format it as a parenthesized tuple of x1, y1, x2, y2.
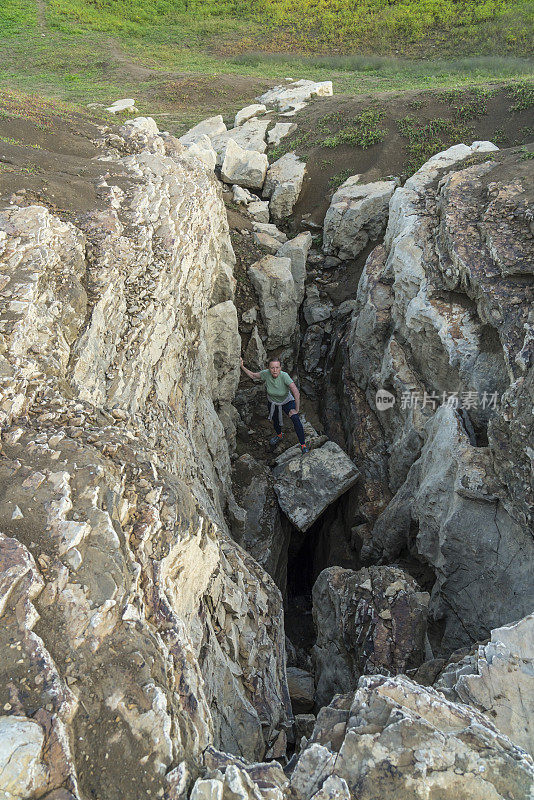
(321, 109, 387, 149)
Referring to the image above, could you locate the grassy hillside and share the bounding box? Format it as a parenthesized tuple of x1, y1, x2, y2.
(1, 0, 532, 54)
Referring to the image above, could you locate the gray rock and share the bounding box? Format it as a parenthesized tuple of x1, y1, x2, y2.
(247, 200, 270, 224)
(248, 256, 298, 348)
(205, 300, 241, 403)
(276, 232, 312, 304)
(302, 325, 324, 373)
(258, 80, 333, 114)
(286, 667, 315, 713)
(212, 118, 269, 164)
(244, 326, 267, 371)
(272, 441, 359, 532)
(323, 175, 398, 259)
(263, 153, 306, 222)
(303, 285, 332, 325)
(267, 123, 296, 146)
(312, 565, 429, 708)
(438, 613, 534, 756)
(221, 140, 269, 189)
(252, 222, 287, 243)
(369, 407, 534, 654)
(252, 231, 282, 254)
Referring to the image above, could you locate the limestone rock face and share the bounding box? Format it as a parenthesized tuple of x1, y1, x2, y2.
(267, 123, 296, 146)
(276, 232, 312, 305)
(327, 143, 534, 654)
(205, 300, 241, 404)
(312, 566, 429, 707)
(221, 139, 269, 189)
(369, 406, 534, 654)
(231, 454, 290, 590)
(263, 153, 306, 222)
(248, 256, 298, 348)
(0, 116, 291, 799)
(181, 133, 218, 171)
(436, 614, 534, 757)
(323, 176, 399, 259)
(272, 441, 359, 532)
(302, 675, 534, 800)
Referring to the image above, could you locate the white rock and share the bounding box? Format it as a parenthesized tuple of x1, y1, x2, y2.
(235, 104, 267, 127)
(454, 613, 534, 756)
(179, 115, 226, 146)
(252, 223, 287, 243)
(405, 140, 498, 192)
(0, 716, 47, 798)
(263, 153, 306, 222)
(221, 140, 268, 190)
(106, 98, 137, 114)
(267, 123, 296, 146)
(205, 301, 241, 403)
(247, 201, 270, 224)
(190, 778, 224, 800)
(181, 134, 217, 171)
(212, 118, 269, 165)
(258, 80, 333, 113)
(232, 185, 256, 206)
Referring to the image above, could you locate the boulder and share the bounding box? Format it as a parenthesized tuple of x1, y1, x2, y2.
(268, 122, 296, 146)
(435, 613, 534, 756)
(179, 114, 226, 145)
(312, 565, 429, 707)
(252, 230, 283, 254)
(248, 256, 298, 348)
(212, 118, 269, 164)
(258, 80, 333, 114)
(235, 104, 267, 127)
(263, 153, 306, 222)
(0, 716, 47, 798)
(286, 667, 315, 713)
(106, 98, 137, 114)
(272, 441, 359, 532)
(205, 300, 241, 404)
(300, 674, 534, 800)
(232, 185, 256, 206)
(252, 222, 287, 243)
(181, 133, 217, 171)
(231, 454, 290, 590)
(247, 200, 270, 224)
(221, 140, 269, 190)
(303, 285, 332, 325)
(276, 232, 312, 304)
(323, 175, 399, 259)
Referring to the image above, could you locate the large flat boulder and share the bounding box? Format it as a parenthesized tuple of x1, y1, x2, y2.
(212, 118, 269, 164)
(235, 104, 267, 127)
(272, 441, 359, 532)
(179, 114, 227, 145)
(276, 232, 312, 304)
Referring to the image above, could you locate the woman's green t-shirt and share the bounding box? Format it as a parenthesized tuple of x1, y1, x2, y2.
(260, 370, 293, 403)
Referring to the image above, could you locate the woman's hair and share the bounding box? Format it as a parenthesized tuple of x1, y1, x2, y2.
(268, 358, 281, 367)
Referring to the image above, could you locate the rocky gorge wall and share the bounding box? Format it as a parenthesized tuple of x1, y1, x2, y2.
(0, 118, 291, 800)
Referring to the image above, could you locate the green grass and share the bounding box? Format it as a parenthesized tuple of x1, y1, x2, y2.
(397, 114, 474, 172)
(322, 109, 387, 149)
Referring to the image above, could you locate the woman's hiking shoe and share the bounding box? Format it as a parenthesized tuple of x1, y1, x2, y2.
(269, 433, 284, 450)
(300, 444, 309, 454)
